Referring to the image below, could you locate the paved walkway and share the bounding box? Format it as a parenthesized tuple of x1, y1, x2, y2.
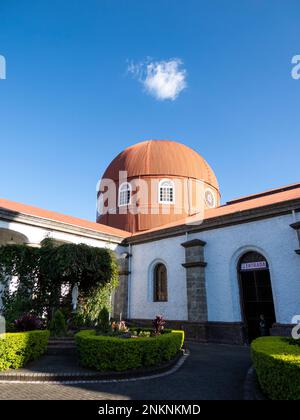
(0, 343, 250, 400)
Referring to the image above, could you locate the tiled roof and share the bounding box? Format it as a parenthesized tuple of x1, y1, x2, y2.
(206, 182, 300, 219)
(131, 183, 300, 236)
(1, 183, 299, 242)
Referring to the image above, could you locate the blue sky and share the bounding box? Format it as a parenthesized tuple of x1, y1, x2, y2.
(0, 0, 299, 221)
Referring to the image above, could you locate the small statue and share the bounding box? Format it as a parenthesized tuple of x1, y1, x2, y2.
(0, 315, 5, 335)
(71, 283, 79, 312)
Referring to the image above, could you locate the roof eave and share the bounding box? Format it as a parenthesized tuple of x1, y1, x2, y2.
(125, 198, 300, 245)
(0, 208, 127, 244)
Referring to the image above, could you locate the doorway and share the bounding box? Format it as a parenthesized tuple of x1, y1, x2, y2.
(238, 251, 276, 343)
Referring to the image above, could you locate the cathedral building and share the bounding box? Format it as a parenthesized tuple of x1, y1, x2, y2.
(1, 139, 300, 344)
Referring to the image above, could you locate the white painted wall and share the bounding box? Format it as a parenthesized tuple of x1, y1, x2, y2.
(0, 219, 126, 310)
(130, 236, 188, 320)
(196, 213, 300, 324)
(0, 220, 122, 252)
(1, 211, 300, 326)
(129, 212, 300, 324)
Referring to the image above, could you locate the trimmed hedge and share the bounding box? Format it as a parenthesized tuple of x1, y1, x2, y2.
(0, 330, 50, 371)
(75, 329, 184, 371)
(251, 336, 300, 400)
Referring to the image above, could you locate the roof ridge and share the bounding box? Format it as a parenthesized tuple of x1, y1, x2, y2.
(226, 183, 300, 205)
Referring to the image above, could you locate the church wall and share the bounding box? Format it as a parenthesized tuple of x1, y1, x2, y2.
(130, 235, 188, 320)
(129, 212, 300, 326)
(190, 212, 300, 325)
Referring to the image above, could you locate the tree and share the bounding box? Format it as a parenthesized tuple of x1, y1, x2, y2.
(0, 239, 119, 325)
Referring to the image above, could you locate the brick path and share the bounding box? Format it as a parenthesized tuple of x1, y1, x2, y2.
(0, 343, 250, 400)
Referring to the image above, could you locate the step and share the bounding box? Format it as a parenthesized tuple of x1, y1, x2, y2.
(48, 337, 75, 343)
(46, 346, 77, 356)
(46, 338, 77, 355)
(48, 340, 75, 346)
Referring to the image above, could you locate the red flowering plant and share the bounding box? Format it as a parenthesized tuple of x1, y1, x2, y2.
(14, 313, 42, 332)
(152, 315, 166, 336)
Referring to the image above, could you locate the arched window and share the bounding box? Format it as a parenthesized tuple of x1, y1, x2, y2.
(159, 179, 175, 204)
(118, 182, 131, 206)
(153, 263, 168, 302)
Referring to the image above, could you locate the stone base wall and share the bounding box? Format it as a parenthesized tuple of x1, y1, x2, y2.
(270, 323, 295, 337)
(128, 319, 246, 345)
(181, 239, 208, 322)
(206, 322, 245, 345)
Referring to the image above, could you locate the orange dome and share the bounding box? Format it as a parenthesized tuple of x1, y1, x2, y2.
(98, 140, 220, 233)
(103, 140, 219, 191)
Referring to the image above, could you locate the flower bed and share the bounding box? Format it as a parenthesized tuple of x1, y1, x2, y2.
(251, 336, 300, 400)
(0, 330, 50, 371)
(75, 329, 184, 371)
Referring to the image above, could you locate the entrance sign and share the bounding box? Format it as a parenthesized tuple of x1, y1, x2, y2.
(241, 261, 267, 271)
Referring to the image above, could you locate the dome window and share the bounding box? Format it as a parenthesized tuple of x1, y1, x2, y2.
(119, 182, 131, 207)
(159, 179, 175, 204)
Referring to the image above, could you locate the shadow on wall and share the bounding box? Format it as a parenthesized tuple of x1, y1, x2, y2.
(0, 209, 28, 314)
(0, 209, 29, 246)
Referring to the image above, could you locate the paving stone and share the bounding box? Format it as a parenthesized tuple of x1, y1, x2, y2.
(0, 343, 251, 400)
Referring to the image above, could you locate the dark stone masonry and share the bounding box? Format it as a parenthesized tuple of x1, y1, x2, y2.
(113, 253, 130, 319)
(181, 239, 208, 322)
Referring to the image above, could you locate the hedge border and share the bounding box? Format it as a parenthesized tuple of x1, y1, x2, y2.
(251, 336, 300, 400)
(75, 329, 185, 371)
(0, 330, 50, 371)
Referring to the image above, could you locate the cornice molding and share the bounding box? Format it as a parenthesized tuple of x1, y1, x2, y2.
(2, 197, 300, 248)
(182, 261, 207, 268)
(181, 239, 206, 248)
(126, 198, 300, 245)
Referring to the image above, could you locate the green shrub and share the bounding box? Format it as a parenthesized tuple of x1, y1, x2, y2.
(49, 310, 67, 337)
(251, 336, 300, 400)
(0, 330, 49, 371)
(97, 307, 110, 333)
(75, 329, 184, 371)
(69, 311, 86, 329)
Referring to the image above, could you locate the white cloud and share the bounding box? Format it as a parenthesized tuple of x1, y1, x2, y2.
(128, 58, 187, 101)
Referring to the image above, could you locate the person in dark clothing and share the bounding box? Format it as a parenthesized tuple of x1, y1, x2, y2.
(259, 314, 269, 336)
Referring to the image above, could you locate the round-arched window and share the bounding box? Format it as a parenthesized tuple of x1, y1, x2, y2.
(118, 182, 132, 207)
(153, 263, 168, 302)
(158, 179, 175, 204)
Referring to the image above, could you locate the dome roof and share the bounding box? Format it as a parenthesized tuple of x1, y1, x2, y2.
(102, 140, 219, 191)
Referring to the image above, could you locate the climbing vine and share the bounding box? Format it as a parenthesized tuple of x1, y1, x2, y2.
(0, 239, 119, 325)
